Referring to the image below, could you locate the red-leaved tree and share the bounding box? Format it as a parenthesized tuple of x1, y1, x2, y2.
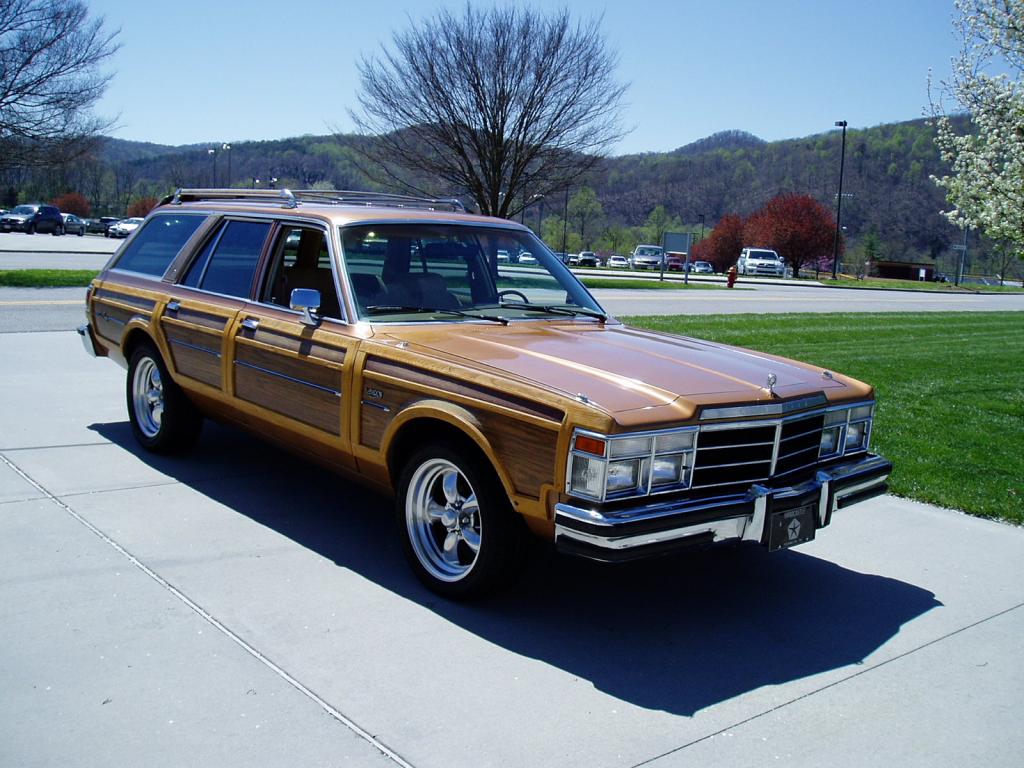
(692, 213, 745, 273)
(50, 192, 91, 217)
(127, 197, 158, 218)
(743, 194, 840, 278)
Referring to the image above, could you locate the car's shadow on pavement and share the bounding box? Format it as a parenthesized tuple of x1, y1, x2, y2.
(91, 419, 942, 717)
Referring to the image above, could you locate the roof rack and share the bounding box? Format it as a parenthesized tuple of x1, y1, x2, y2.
(160, 188, 467, 213)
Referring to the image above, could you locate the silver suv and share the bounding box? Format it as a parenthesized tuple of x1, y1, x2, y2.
(737, 247, 785, 276)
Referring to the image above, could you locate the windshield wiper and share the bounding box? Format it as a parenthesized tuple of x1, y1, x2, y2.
(498, 301, 607, 322)
(364, 305, 509, 325)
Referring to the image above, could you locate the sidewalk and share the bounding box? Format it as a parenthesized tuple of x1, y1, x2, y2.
(1, 330, 1022, 767)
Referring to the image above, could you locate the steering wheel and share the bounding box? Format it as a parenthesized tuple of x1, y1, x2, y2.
(497, 289, 530, 303)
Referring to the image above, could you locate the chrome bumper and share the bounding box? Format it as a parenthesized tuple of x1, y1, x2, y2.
(555, 453, 892, 562)
(77, 323, 99, 357)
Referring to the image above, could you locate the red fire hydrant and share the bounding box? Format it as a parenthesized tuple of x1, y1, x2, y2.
(726, 265, 738, 289)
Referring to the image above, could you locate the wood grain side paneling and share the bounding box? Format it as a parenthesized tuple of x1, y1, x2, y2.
(477, 412, 558, 497)
(164, 324, 222, 388)
(239, 325, 347, 363)
(234, 363, 341, 434)
(172, 306, 227, 330)
(236, 342, 342, 393)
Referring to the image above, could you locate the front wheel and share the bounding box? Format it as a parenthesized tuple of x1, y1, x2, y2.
(397, 442, 526, 598)
(127, 342, 202, 453)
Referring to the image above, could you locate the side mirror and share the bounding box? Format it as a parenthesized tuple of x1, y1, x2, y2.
(290, 288, 321, 327)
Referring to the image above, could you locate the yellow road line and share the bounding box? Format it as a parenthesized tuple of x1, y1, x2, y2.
(0, 300, 81, 306)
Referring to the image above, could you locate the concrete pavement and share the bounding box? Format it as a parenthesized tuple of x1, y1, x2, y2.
(1, 329, 1023, 767)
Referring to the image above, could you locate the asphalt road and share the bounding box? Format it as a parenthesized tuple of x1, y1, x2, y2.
(2, 330, 1023, 768)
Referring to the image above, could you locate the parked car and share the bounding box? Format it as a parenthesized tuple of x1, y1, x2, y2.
(518, 251, 537, 265)
(666, 256, 685, 272)
(577, 251, 599, 267)
(87, 216, 122, 234)
(61, 213, 87, 236)
(0, 203, 64, 234)
(79, 188, 892, 598)
(631, 244, 664, 270)
(738, 247, 785, 276)
(607, 255, 630, 269)
(107, 217, 144, 238)
(691, 260, 714, 274)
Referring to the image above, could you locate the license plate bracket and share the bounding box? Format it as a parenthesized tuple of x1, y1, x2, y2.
(768, 504, 816, 551)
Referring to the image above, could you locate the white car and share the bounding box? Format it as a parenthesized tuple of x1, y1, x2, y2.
(607, 255, 630, 269)
(107, 217, 145, 238)
(518, 251, 537, 265)
(737, 247, 785, 276)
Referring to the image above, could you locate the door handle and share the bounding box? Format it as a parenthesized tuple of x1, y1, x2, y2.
(240, 317, 260, 331)
(166, 300, 181, 313)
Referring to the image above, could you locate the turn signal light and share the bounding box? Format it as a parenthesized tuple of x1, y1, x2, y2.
(575, 435, 606, 456)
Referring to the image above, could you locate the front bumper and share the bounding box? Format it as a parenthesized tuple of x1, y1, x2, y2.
(0, 219, 28, 231)
(555, 453, 892, 561)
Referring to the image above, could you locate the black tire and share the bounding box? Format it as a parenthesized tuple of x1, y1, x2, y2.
(77, 228, 84, 236)
(52, 224, 63, 236)
(126, 342, 202, 454)
(26, 223, 35, 234)
(396, 441, 527, 599)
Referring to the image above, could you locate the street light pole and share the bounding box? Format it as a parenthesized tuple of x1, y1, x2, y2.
(222, 143, 232, 188)
(208, 148, 216, 187)
(831, 120, 848, 280)
(698, 213, 705, 242)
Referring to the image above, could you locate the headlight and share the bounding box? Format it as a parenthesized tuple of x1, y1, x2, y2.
(820, 402, 874, 459)
(568, 427, 698, 501)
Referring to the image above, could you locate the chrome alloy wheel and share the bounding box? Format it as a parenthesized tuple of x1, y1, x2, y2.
(406, 458, 482, 582)
(131, 356, 164, 438)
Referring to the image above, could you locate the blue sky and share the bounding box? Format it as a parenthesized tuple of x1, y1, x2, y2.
(89, 0, 960, 155)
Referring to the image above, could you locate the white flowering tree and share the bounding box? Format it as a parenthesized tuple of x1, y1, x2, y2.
(931, 0, 1024, 259)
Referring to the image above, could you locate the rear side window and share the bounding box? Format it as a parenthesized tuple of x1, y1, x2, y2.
(113, 214, 207, 276)
(183, 220, 270, 298)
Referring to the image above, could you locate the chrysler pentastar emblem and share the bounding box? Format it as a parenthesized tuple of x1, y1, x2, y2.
(765, 372, 778, 397)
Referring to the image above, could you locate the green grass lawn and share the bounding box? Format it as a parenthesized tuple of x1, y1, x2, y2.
(0, 269, 99, 287)
(621, 312, 1024, 523)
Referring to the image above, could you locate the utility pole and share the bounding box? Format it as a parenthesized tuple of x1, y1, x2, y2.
(561, 187, 569, 257)
(831, 120, 848, 280)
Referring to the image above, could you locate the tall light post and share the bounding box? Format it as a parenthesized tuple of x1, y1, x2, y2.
(830, 120, 848, 280)
(561, 187, 570, 256)
(222, 143, 232, 188)
(520, 193, 544, 224)
(698, 213, 705, 242)
(207, 148, 216, 187)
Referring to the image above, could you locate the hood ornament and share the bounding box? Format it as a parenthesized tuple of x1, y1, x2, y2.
(764, 372, 778, 398)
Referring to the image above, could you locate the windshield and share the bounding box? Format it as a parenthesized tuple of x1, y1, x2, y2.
(635, 247, 662, 257)
(12, 205, 36, 214)
(341, 224, 605, 323)
(749, 250, 779, 261)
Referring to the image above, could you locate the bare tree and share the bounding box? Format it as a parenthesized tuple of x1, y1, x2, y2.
(350, 5, 627, 218)
(0, 0, 119, 169)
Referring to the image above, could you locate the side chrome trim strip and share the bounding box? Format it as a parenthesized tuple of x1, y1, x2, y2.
(234, 359, 341, 397)
(169, 338, 221, 358)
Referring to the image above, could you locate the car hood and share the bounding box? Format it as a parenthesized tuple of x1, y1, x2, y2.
(2, 214, 28, 221)
(381, 321, 867, 428)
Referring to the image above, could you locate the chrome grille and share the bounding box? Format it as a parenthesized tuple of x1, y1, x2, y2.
(692, 412, 825, 490)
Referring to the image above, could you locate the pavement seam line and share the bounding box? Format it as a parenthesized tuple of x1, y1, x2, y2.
(627, 599, 1024, 768)
(0, 451, 417, 768)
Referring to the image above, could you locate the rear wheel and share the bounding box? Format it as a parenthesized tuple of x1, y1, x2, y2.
(26, 223, 35, 234)
(396, 442, 526, 598)
(126, 342, 202, 453)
